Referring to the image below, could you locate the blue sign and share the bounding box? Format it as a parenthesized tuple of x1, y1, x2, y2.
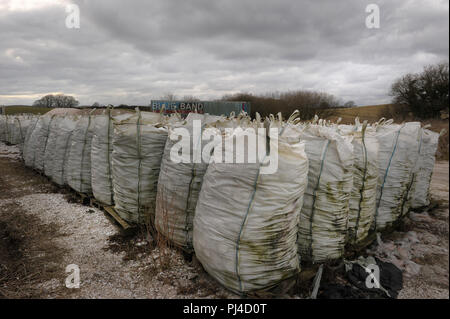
(150, 100, 250, 117)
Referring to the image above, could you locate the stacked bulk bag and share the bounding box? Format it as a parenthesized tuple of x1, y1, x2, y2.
(91, 109, 114, 205)
(25, 115, 55, 170)
(112, 110, 168, 225)
(0, 115, 7, 142)
(7, 117, 21, 145)
(51, 116, 79, 186)
(408, 128, 441, 209)
(374, 121, 421, 230)
(15, 116, 33, 151)
(297, 120, 354, 263)
(43, 116, 62, 177)
(155, 113, 226, 251)
(22, 116, 39, 162)
(193, 116, 309, 294)
(339, 122, 379, 245)
(67, 113, 95, 193)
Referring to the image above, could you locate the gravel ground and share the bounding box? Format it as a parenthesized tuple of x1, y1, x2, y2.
(0, 141, 448, 299)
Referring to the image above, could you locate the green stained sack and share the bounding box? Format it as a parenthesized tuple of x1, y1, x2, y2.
(112, 110, 168, 225)
(193, 116, 309, 294)
(155, 113, 227, 251)
(91, 109, 115, 205)
(296, 120, 354, 264)
(338, 121, 379, 245)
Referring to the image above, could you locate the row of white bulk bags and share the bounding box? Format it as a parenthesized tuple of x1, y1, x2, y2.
(91, 109, 114, 205)
(24, 115, 56, 170)
(6, 117, 23, 145)
(16, 116, 35, 152)
(43, 116, 62, 177)
(193, 118, 309, 294)
(112, 110, 168, 225)
(338, 122, 379, 245)
(0, 115, 6, 142)
(51, 116, 79, 186)
(296, 121, 354, 263)
(0, 115, 32, 146)
(155, 113, 227, 251)
(22, 117, 39, 163)
(67, 113, 95, 194)
(408, 128, 441, 209)
(374, 121, 421, 230)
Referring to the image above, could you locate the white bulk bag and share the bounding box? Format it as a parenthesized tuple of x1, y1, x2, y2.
(67, 114, 95, 193)
(339, 122, 379, 245)
(193, 119, 309, 294)
(0, 115, 7, 142)
(43, 116, 62, 178)
(112, 110, 168, 225)
(297, 122, 354, 263)
(374, 121, 421, 230)
(408, 128, 440, 209)
(27, 115, 55, 171)
(155, 113, 226, 251)
(7, 117, 24, 145)
(51, 116, 79, 186)
(91, 109, 115, 205)
(22, 117, 39, 165)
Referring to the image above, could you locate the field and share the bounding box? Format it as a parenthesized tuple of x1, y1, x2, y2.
(2, 105, 53, 115)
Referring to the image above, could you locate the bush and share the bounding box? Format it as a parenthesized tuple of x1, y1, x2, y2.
(390, 62, 449, 119)
(223, 90, 340, 120)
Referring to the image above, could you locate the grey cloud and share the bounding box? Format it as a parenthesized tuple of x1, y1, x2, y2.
(0, 0, 448, 106)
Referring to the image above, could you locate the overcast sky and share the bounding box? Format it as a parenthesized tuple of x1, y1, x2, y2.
(0, 0, 448, 106)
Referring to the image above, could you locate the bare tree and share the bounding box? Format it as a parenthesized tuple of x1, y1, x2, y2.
(343, 101, 356, 108)
(53, 94, 79, 108)
(33, 94, 55, 108)
(161, 92, 176, 101)
(33, 94, 79, 108)
(224, 90, 340, 120)
(182, 95, 200, 102)
(390, 62, 449, 118)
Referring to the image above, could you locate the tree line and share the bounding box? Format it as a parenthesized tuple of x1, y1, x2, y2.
(31, 62, 448, 120)
(33, 94, 79, 108)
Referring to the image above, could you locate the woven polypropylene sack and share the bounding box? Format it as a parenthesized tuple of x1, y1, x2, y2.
(112, 111, 168, 225)
(374, 122, 421, 230)
(408, 128, 440, 209)
(155, 113, 226, 251)
(51, 116, 78, 186)
(67, 114, 95, 193)
(22, 116, 39, 165)
(91, 110, 115, 205)
(297, 124, 354, 263)
(339, 124, 379, 245)
(6, 117, 26, 145)
(16, 116, 33, 153)
(193, 122, 309, 294)
(26, 115, 55, 170)
(43, 116, 62, 178)
(0, 115, 7, 142)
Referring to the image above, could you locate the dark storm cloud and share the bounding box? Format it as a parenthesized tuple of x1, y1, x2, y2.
(0, 0, 448, 106)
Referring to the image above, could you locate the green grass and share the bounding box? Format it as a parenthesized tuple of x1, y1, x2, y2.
(2, 105, 53, 115)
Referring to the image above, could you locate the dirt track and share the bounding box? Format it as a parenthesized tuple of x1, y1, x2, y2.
(0, 142, 448, 299)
